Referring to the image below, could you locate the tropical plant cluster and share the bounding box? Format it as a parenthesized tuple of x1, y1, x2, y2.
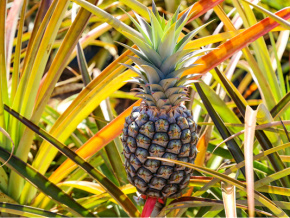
(0, 0, 289, 217)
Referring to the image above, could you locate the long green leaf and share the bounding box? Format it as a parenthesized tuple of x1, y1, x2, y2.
(76, 43, 91, 86)
(119, 0, 150, 20)
(194, 142, 290, 197)
(241, 0, 290, 30)
(150, 157, 288, 217)
(255, 167, 290, 191)
(214, 67, 290, 188)
(16, 0, 99, 204)
(271, 91, 290, 119)
(8, 0, 58, 172)
(256, 104, 284, 148)
(71, 0, 141, 38)
(233, 0, 282, 105)
(195, 83, 246, 177)
(4, 105, 140, 218)
(100, 100, 128, 186)
(0, 0, 7, 148)
(39, 155, 105, 208)
(0, 203, 66, 217)
(0, 0, 8, 108)
(159, 197, 272, 217)
(198, 81, 244, 140)
(76, 40, 128, 186)
(269, 32, 286, 97)
(11, 0, 27, 101)
(0, 141, 94, 217)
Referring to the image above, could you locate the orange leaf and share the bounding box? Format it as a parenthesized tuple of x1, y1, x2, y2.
(195, 132, 209, 167)
(47, 100, 141, 183)
(185, 8, 290, 76)
(179, 0, 225, 22)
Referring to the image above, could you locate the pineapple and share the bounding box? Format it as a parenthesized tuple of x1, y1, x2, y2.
(121, 2, 207, 198)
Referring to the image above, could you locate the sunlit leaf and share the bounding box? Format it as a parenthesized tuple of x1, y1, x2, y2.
(0, 144, 94, 217)
(242, 0, 290, 30)
(244, 106, 257, 217)
(221, 181, 237, 218)
(184, 8, 290, 76)
(5, 105, 140, 218)
(213, 67, 290, 188)
(150, 157, 288, 217)
(0, 203, 65, 217)
(194, 142, 290, 197)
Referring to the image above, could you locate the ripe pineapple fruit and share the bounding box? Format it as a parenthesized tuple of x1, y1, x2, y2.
(121, 2, 207, 198)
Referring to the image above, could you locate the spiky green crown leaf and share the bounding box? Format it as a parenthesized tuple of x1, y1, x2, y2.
(121, 1, 210, 110)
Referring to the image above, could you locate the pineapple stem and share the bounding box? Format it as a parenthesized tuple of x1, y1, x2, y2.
(141, 197, 157, 217)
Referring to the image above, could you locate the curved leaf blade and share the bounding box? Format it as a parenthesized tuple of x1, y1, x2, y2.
(149, 157, 288, 217)
(4, 105, 140, 218)
(184, 8, 290, 76)
(0, 145, 94, 217)
(241, 0, 290, 30)
(0, 203, 66, 217)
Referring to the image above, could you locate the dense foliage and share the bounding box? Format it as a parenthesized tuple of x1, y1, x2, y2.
(0, 0, 289, 217)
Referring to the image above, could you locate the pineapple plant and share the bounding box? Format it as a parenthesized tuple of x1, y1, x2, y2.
(1, 0, 290, 216)
(120, 2, 208, 199)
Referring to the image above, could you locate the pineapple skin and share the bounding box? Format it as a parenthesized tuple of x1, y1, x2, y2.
(121, 104, 198, 198)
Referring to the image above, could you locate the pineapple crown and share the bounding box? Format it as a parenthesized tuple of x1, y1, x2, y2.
(119, 1, 211, 111)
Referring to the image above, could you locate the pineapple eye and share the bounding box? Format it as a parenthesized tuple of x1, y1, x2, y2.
(161, 153, 178, 167)
(136, 113, 149, 127)
(168, 124, 181, 140)
(179, 144, 191, 157)
(176, 116, 189, 130)
(123, 146, 131, 159)
(191, 132, 198, 144)
(190, 147, 197, 159)
(155, 119, 169, 132)
(149, 177, 166, 190)
(162, 184, 178, 197)
(134, 177, 147, 193)
(181, 129, 191, 144)
(166, 140, 182, 154)
(149, 144, 165, 157)
(139, 121, 155, 139)
(128, 122, 139, 138)
(152, 133, 169, 147)
(180, 174, 191, 189)
(144, 159, 160, 173)
(170, 171, 185, 184)
(135, 148, 149, 163)
(176, 157, 188, 170)
(136, 133, 151, 149)
(126, 137, 137, 152)
(127, 165, 136, 178)
(129, 154, 142, 170)
(187, 118, 197, 132)
(123, 127, 128, 136)
(137, 167, 152, 183)
(157, 166, 174, 179)
(147, 189, 161, 198)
